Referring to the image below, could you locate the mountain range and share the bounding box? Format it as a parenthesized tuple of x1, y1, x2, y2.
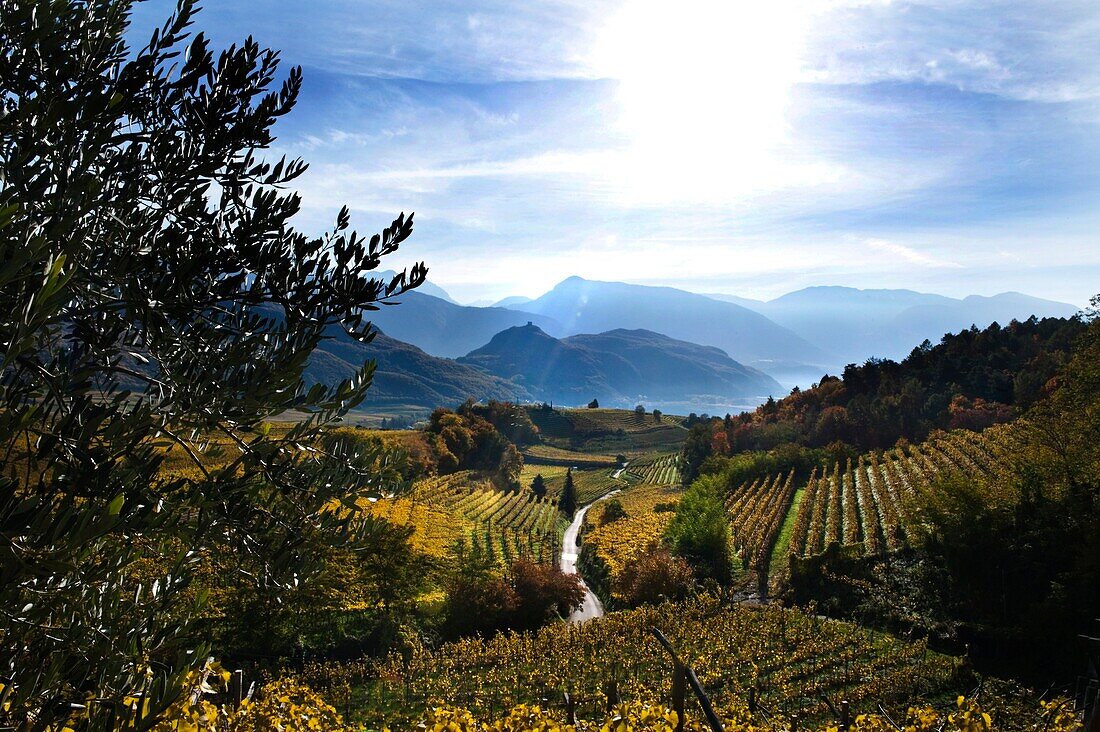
(726, 286, 1080, 366)
(364, 290, 562, 358)
(305, 326, 529, 407)
(299, 275, 1080, 413)
(491, 279, 1079, 383)
(500, 276, 829, 366)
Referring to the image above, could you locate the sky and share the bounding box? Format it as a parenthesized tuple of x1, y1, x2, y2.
(129, 1, 1100, 307)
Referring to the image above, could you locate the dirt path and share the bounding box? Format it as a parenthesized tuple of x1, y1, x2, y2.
(560, 490, 620, 623)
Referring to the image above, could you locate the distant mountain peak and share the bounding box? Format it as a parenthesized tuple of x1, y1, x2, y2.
(515, 276, 830, 367)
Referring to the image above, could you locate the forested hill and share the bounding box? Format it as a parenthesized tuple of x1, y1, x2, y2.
(306, 326, 530, 407)
(458, 323, 782, 407)
(707, 315, 1086, 453)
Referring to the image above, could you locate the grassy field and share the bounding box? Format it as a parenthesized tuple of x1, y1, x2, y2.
(521, 443, 621, 467)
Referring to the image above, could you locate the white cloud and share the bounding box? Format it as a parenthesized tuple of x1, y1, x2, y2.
(800, 0, 1100, 103)
(864, 238, 962, 269)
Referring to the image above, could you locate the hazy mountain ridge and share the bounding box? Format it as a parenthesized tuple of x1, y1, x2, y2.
(480, 280, 1078, 389)
(364, 290, 563, 358)
(501, 276, 832, 367)
(315, 281, 1080, 410)
(728, 286, 1080, 366)
(458, 323, 782, 409)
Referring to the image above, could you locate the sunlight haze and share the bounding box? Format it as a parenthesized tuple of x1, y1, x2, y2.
(129, 0, 1100, 307)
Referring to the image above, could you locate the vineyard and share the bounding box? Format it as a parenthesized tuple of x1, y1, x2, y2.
(577, 482, 683, 603)
(624, 454, 682, 486)
(363, 595, 955, 727)
(522, 444, 621, 467)
(365, 472, 563, 564)
(364, 448, 685, 577)
(696, 427, 1016, 595)
(784, 429, 1003, 560)
(725, 470, 798, 576)
(520, 463, 629, 504)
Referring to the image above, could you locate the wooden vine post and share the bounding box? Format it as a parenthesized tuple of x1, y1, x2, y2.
(650, 627, 724, 732)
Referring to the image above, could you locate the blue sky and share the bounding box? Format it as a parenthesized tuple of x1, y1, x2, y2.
(129, 1, 1100, 306)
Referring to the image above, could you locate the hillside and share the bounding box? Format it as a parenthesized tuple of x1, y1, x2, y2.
(503, 276, 832, 369)
(307, 325, 530, 408)
(696, 315, 1087, 454)
(523, 405, 689, 454)
(458, 323, 783, 410)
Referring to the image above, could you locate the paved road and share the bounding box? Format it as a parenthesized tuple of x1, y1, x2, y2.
(561, 490, 620, 624)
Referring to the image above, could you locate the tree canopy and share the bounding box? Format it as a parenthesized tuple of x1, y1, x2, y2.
(0, 0, 424, 725)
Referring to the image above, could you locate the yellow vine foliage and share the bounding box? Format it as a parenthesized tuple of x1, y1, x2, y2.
(581, 483, 681, 598)
(148, 664, 354, 732)
(364, 496, 473, 560)
(414, 697, 1081, 732)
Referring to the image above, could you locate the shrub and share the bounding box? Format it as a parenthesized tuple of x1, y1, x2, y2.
(599, 498, 629, 525)
(508, 560, 586, 631)
(614, 548, 695, 607)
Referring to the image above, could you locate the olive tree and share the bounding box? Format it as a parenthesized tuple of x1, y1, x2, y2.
(0, 0, 423, 727)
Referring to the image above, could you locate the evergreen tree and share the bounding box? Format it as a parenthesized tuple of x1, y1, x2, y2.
(588, 398, 599, 408)
(531, 473, 547, 498)
(559, 468, 577, 518)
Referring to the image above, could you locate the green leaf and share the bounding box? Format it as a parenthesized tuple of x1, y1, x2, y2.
(107, 494, 125, 516)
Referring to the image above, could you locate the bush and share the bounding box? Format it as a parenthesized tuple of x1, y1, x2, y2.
(614, 548, 695, 607)
(508, 560, 586, 631)
(599, 498, 628, 525)
(442, 559, 584, 638)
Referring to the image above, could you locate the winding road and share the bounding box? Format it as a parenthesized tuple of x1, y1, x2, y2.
(560, 489, 621, 623)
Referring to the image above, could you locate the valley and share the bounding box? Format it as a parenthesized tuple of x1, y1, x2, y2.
(8, 4, 1097, 730)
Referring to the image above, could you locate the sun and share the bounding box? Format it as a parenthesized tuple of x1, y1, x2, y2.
(592, 0, 819, 204)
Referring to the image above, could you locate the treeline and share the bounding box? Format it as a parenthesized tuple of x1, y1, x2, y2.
(681, 316, 1085, 481)
(365, 399, 541, 488)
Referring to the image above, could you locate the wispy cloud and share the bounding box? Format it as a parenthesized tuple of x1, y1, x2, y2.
(864, 238, 962, 269)
(801, 0, 1100, 103)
